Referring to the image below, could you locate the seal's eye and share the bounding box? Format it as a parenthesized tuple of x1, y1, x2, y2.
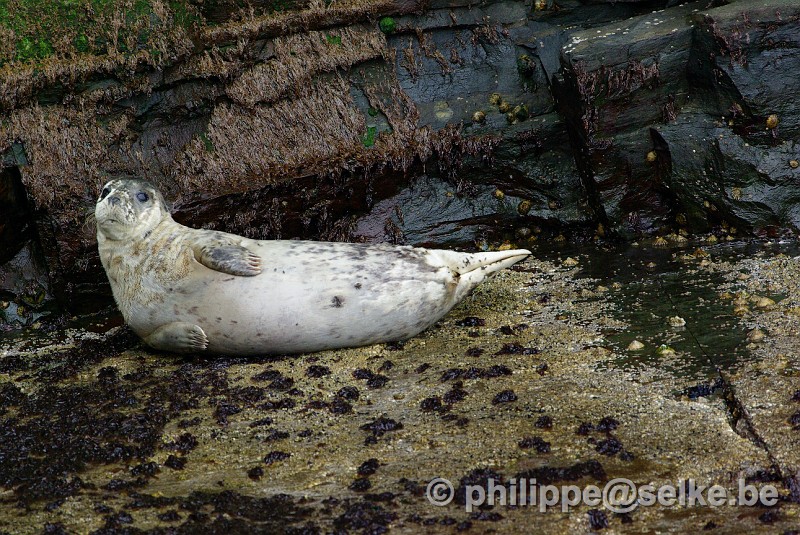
(100, 187, 110, 200)
(136, 192, 149, 203)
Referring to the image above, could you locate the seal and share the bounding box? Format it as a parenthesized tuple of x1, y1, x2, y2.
(95, 179, 531, 355)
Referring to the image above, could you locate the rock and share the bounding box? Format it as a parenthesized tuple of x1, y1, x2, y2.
(667, 316, 686, 328)
(656, 344, 676, 356)
(627, 340, 645, 351)
(0, 0, 799, 323)
(747, 328, 765, 343)
(553, 3, 698, 234)
(754, 297, 776, 309)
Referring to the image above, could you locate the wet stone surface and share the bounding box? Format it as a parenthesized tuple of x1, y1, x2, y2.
(4, 0, 800, 320)
(2, 240, 800, 533)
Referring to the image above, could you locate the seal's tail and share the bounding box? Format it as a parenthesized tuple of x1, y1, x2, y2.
(459, 249, 532, 276)
(429, 248, 531, 302)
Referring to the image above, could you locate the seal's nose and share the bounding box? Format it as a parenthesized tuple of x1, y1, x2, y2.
(108, 196, 121, 206)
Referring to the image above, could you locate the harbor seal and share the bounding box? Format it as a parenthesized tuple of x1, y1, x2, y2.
(95, 179, 531, 355)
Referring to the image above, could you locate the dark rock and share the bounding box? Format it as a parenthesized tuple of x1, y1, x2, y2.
(360, 417, 404, 437)
(2, 0, 799, 327)
(554, 3, 697, 234)
(358, 459, 381, 476)
(336, 386, 360, 401)
(518, 436, 551, 453)
(588, 509, 609, 530)
(492, 389, 518, 404)
(305, 365, 331, 378)
(596, 416, 619, 432)
(534, 415, 553, 429)
(263, 451, 291, 465)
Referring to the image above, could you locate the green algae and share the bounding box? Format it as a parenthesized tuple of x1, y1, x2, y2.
(0, 0, 198, 66)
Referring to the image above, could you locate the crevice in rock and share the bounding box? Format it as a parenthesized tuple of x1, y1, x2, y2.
(671, 288, 795, 503)
(653, 267, 790, 498)
(551, 70, 611, 233)
(716, 378, 800, 504)
(718, 378, 771, 453)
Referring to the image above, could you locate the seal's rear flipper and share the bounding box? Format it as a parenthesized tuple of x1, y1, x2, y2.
(459, 249, 532, 276)
(428, 249, 531, 302)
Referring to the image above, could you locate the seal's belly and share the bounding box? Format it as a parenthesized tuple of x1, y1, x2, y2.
(154, 264, 454, 355)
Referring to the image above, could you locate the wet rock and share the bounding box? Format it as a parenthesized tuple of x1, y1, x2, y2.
(263, 451, 291, 465)
(588, 509, 609, 530)
(518, 436, 551, 453)
(554, 3, 697, 233)
(1, 0, 799, 324)
(683, 378, 724, 400)
(534, 415, 553, 429)
(492, 389, 518, 404)
(357, 459, 380, 477)
(360, 417, 404, 437)
(0, 168, 40, 311)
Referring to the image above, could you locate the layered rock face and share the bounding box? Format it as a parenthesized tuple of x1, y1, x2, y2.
(0, 0, 798, 323)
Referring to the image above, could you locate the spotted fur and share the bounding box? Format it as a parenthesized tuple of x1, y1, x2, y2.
(96, 179, 531, 355)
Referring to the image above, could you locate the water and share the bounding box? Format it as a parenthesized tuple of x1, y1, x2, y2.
(529, 240, 796, 381)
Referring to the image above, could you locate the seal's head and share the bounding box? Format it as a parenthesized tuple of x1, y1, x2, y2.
(95, 179, 169, 241)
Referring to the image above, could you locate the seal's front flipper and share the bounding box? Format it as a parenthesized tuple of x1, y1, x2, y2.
(192, 237, 262, 277)
(144, 322, 208, 353)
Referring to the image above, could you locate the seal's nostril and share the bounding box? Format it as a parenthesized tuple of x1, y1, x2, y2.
(108, 196, 121, 206)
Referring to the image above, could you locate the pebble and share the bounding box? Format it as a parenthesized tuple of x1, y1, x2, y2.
(667, 316, 686, 327)
(627, 340, 645, 351)
(746, 329, 765, 342)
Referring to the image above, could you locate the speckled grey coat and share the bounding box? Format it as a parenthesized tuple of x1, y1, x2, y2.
(96, 179, 530, 355)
